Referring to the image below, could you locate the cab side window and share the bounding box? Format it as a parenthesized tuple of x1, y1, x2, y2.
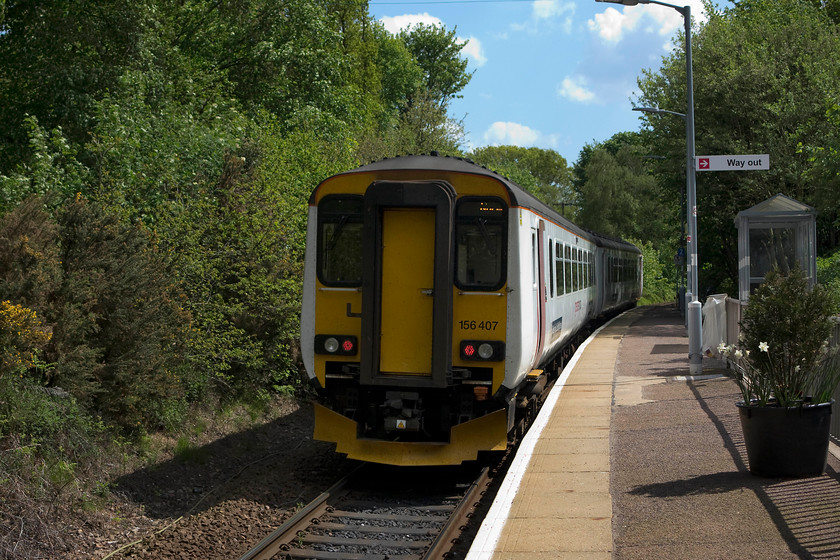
(317, 196, 363, 286)
(455, 198, 507, 290)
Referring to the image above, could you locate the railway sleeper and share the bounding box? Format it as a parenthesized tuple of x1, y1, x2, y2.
(284, 550, 417, 560)
(302, 535, 430, 549)
(328, 510, 448, 523)
(313, 522, 439, 535)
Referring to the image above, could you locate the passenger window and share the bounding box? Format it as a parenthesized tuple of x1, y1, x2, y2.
(455, 198, 507, 290)
(549, 240, 554, 298)
(317, 196, 363, 286)
(564, 246, 572, 294)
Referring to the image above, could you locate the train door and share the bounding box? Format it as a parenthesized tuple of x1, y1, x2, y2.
(531, 222, 546, 363)
(360, 181, 455, 389)
(379, 208, 435, 374)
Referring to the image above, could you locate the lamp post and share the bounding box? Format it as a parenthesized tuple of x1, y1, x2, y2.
(597, 0, 702, 374)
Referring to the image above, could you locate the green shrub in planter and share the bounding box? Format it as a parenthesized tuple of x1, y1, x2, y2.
(722, 266, 839, 407)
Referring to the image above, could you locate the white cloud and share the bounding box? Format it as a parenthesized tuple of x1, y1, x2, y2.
(533, 0, 574, 20)
(512, 0, 574, 34)
(588, 0, 707, 46)
(380, 13, 443, 35)
(458, 35, 487, 67)
(558, 75, 595, 103)
(483, 122, 541, 147)
(587, 6, 643, 43)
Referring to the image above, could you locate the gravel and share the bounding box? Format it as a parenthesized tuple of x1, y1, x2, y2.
(60, 399, 355, 559)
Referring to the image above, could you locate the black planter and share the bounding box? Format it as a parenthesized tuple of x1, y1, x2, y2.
(737, 399, 833, 477)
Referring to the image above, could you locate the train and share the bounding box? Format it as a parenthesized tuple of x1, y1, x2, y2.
(300, 154, 642, 466)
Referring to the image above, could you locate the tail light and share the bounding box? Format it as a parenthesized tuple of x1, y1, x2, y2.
(315, 335, 358, 356)
(460, 340, 505, 361)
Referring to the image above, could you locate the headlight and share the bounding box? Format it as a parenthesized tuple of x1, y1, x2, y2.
(314, 335, 358, 356)
(324, 337, 340, 353)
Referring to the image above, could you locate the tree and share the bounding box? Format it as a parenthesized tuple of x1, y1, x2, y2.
(399, 23, 472, 110)
(374, 24, 424, 116)
(635, 0, 840, 294)
(468, 146, 574, 213)
(0, 0, 159, 171)
(577, 145, 650, 239)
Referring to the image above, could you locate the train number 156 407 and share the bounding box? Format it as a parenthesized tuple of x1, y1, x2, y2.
(458, 320, 499, 331)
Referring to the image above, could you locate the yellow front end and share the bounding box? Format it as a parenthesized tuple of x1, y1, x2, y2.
(308, 162, 512, 466)
(314, 403, 508, 466)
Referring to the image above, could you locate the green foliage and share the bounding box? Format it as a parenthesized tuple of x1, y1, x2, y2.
(0, 0, 158, 170)
(399, 23, 473, 110)
(0, 196, 189, 431)
(737, 267, 838, 405)
(373, 24, 425, 116)
(0, 197, 63, 313)
(87, 72, 246, 222)
(817, 247, 840, 307)
(0, 117, 88, 213)
(575, 142, 659, 240)
(468, 146, 573, 212)
(799, 99, 840, 245)
(633, 240, 677, 306)
(158, 122, 356, 400)
(634, 0, 840, 294)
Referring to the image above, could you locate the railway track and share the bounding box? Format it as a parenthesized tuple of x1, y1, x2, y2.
(239, 463, 491, 560)
(237, 328, 595, 560)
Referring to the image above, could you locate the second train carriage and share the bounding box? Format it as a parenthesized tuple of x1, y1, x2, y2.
(301, 154, 641, 466)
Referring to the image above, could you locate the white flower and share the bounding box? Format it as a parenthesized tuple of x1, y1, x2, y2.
(795, 365, 801, 372)
(759, 341, 769, 353)
(745, 350, 751, 357)
(734, 349, 743, 359)
(717, 342, 727, 354)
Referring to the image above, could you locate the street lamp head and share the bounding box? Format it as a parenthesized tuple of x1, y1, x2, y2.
(633, 106, 687, 119)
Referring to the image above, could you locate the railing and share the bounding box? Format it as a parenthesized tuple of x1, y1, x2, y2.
(722, 297, 840, 440)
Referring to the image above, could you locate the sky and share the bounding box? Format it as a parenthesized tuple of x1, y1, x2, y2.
(370, 0, 718, 165)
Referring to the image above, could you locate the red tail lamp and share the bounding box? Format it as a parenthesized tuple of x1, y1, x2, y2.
(460, 340, 505, 362)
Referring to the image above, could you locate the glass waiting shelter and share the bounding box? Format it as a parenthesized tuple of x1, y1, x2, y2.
(735, 193, 816, 301)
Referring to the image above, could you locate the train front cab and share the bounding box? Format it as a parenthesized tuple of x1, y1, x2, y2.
(303, 171, 513, 466)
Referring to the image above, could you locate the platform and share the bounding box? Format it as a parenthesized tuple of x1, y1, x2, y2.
(467, 304, 840, 559)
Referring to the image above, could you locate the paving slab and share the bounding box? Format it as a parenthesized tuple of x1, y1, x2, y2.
(467, 304, 840, 560)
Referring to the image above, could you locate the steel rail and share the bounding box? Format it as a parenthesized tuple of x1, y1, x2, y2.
(238, 468, 359, 560)
(423, 466, 491, 560)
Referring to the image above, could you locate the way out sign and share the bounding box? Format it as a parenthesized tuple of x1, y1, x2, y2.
(696, 154, 770, 171)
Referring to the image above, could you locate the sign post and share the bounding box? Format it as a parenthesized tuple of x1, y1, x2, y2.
(696, 154, 770, 172)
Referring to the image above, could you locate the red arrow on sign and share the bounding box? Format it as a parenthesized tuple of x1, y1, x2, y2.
(698, 157, 710, 169)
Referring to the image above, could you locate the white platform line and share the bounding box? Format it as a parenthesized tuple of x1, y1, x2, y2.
(465, 315, 621, 560)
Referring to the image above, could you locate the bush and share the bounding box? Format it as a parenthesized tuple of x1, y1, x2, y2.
(634, 239, 677, 306)
(736, 266, 839, 405)
(817, 247, 840, 307)
(0, 195, 191, 432)
(50, 195, 190, 429)
(0, 300, 52, 378)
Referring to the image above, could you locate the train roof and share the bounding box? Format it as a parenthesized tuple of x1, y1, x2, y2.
(321, 154, 640, 254)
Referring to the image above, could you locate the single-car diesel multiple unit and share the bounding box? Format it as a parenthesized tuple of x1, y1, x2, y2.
(301, 154, 641, 466)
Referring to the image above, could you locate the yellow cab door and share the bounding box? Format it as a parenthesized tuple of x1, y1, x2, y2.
(380, 208, 435, 375)
(360, 181, 455, 389)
